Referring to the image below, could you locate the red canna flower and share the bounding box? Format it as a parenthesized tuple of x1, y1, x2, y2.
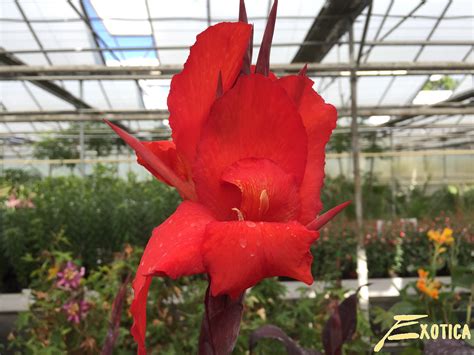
(106, 1, 346, 352)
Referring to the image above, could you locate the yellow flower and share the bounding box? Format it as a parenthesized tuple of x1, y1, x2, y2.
(417, 268, 429, 279)
(47, 265, 59, 280)
(441, 228, 454, 245)
(427, 229, 439, 242)
(427, 227, 454, 246)
(416, 268, 441, 300)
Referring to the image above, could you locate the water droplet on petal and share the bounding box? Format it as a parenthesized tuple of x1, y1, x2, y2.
(246, 221, 257, 228)
(250, 253, 255, 257)
(239, 238, 247, 248)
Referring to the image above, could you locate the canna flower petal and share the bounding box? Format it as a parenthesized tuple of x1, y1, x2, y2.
(278, 75, 337, 224)
(168, 22, 252, 166)
(130, 201, 215, 354)
(427, 229, 440, 243)
(203, 220, 318, 299)
(221, 158, 300, 222)
(441, 227, 454, 245)
(193, 74, 308, 220)
(105, 120, 196, 200)
(136, 140, 193, 198)
(105, 3, 345, 351)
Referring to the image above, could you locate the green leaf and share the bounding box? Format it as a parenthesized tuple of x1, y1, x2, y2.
(451, 265, 474, 289)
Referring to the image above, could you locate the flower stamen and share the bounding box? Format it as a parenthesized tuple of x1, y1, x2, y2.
(258, 189, 269, 217)
(232, 207, 245, 221)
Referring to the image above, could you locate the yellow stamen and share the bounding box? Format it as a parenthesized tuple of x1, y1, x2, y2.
(232, 208, 245, 221)
(259, 189, 269, 217)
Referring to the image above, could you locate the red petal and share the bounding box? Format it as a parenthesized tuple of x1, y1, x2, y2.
(104, 120, 196, 200)
(140, 201, 214, 278)
(203, 221, 318, 299)
(221, 158, 300, 222)
(193, 74, 308, 220)
(278, 75, 337, 224)
(168, 22, 252, 165)
(130, 201, 215, 353)
(137, 141, 190, 186)
(130, 275, 151, 355)
(306, 201, 351, 230)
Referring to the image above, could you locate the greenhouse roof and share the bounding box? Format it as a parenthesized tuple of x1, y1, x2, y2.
(0, 0, 473, 150)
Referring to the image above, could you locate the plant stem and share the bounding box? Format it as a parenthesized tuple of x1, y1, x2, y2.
(198, 284, 245, 355)
(466, 283, 473, 325)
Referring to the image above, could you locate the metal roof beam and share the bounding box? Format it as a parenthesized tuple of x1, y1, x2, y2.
(384, 88, 474, 127)
(292, 0, 370, 63)
(1, 62, 472, 78)
(0, 50, 92, 109)
(5, 40, 473, 55)
(1, 105, 473, 122)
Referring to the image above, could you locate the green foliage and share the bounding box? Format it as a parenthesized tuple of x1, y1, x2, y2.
(311, 214, 473, 280)
(31, 122, 125, 171)
(313, 222, 358, 281)
(1, 168, 472, 291)
(1, 168, 41, 186)
(422, 76, 458, 91)
(321, 176, 474, 220)
(0, 166, 180, 288)
(327, 133, 352, 154)
(8, 239, 373, 354)
(8, 237, 206, 354)
(68, 121, 125, 157)
(33, 137, 79, 169)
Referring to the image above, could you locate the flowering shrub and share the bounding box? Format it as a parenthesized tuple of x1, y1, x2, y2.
(5, 192, 34, 209)
(8, 236, 373, 354)
(56, 261, 85, 290)
(62, 299, 90, 325)
(373, 223, 473, 352)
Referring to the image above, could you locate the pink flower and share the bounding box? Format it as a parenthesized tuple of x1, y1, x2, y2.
(63, 300, 90, 324)
(5, 194, 35, 209)
(56, 261, 85, 290)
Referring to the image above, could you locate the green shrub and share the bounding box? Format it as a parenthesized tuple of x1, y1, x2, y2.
(1, 169, 473, 290)
(7, 239, 372, 354)
(1, 166, 179, 288)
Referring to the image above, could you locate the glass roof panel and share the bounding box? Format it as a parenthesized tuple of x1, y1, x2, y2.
(1, 81, 39, 111)
(0, 0, 472, 145)
(1, 21, 39, 51)
(378, 76, 427, 106)
(25, 82, 75, 110)
(99, 81, 142, 109)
